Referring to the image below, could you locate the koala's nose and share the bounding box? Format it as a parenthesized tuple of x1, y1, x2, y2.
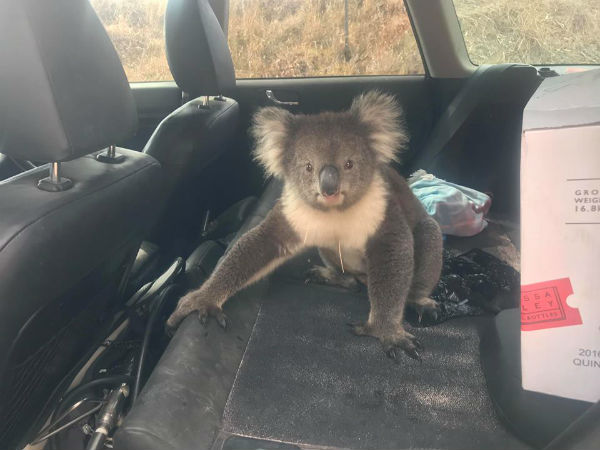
(319, 165, 340, 196)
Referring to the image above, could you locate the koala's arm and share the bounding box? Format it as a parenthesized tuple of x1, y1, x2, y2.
(167, 202, 301, 329)
(354, 203, 422, 359)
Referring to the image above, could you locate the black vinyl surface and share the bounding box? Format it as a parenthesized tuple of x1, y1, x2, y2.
(222, 278, 529, 450)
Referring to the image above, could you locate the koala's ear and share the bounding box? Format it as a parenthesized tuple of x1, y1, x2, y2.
(251, 107, 293, 178)
(350, 91, 408, 164)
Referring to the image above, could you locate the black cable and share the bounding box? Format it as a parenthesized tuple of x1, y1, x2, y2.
(132, 284, 179, 401)
(48, 375, 134, 450)
(31, 403, 102, 445)
(46, 268, 181, 447)
(53, 375, 134, 422)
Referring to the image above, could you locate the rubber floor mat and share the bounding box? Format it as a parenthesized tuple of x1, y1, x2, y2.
(222, 281, 528, 450)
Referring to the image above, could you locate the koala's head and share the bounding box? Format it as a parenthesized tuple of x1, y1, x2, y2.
(251, 91, 407, 211)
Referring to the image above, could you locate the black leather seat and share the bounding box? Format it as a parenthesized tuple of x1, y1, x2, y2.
(143, 0, 239, 250)
(0, 1, 162, 448)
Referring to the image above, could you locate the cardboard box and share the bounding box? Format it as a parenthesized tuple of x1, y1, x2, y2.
(520, 68, 600, 403)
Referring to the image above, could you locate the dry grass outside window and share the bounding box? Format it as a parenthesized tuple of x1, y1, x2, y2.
(90, 0, 599, 82)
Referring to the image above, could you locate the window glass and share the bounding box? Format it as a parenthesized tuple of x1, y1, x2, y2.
(453, 0, 600, 65)
(90, 0, 172, 82)
(228, 0, 424, 78)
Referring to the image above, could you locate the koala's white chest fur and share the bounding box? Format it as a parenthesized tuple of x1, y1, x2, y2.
(281, 175, 388, 255)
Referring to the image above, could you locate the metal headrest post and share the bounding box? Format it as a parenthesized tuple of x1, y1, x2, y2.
(37, 162, 73, 192)
(97, 145, 125, 164)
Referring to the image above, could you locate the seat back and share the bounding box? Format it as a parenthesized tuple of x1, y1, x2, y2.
(164, 0, 236, 99)
(143, 0, 239, 250)
(0, 1, 162, 447)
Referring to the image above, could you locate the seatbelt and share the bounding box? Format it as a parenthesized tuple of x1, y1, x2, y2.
(412, 64, 530, 171)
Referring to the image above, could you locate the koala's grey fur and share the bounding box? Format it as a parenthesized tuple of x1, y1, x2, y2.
(167, 91, 443, 360)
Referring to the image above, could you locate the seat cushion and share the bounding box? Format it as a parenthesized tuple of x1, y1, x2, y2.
(481, 308, 593, 448)
(114, 284, 263, 450)
(116, 263, 529, 450)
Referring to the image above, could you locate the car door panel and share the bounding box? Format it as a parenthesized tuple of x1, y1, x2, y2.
(234, 76, 435, 159)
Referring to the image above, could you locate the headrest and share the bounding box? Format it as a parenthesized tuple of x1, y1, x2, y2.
(165, 0, 236, 97)
(0, 0, 137, 163)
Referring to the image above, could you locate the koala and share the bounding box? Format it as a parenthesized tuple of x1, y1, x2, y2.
(167, 91, 443, 361)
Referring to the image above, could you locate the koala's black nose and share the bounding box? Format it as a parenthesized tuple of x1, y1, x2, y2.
(319, 165, 340, 196)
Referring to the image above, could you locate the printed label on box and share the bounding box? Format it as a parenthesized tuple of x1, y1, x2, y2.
(521, 278, 582, 331)
(564, 178, 600, 224)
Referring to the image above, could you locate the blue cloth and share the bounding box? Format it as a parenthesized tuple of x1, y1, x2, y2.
(409, 170, 491, 237)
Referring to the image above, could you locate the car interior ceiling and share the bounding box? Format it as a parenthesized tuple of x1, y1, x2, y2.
(0, 1, 598, 450)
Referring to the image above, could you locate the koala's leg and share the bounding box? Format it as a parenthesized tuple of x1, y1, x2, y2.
(305, 248, 360, 291)
(353, 215, 423, 361)
(407, 216, 443, 323)
(166, 203, 301, 330)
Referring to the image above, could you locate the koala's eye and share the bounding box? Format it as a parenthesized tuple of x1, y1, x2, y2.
(344, 160, 354, 170)
(305, 162, 313, 173)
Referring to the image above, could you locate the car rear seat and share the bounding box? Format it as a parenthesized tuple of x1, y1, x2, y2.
(116, 183, 596, 450)
(114, 55, 592, 450)
(116, 178, 521, 450)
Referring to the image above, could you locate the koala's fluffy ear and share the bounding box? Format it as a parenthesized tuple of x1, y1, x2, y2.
(251, 107, 293, 178)
(350, 91, 408, 164)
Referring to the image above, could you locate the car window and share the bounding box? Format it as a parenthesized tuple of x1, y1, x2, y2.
(90, 0, 172, 82)
(453, 0, 600, 65)
(228, 0, 424, 78)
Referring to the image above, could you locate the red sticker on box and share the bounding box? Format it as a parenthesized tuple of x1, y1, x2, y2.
(521, 278, 582, 331)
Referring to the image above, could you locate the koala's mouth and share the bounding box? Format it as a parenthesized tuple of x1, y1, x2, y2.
(317, 191, 344, 207)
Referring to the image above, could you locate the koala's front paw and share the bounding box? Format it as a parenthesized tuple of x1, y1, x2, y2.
(351, 322, 423, 361)
(166, 291, 227, 333)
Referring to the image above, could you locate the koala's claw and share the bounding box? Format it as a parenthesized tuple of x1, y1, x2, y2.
(216, 311, 228, 329)
(166, 291, 226, 332)
(199, 312, 208, 325)
(198, 305, 228, 329)
(401, 346, 421, 362)
(410, 297, 441, 324)
(385, 334, 423, 362)
(413, 338, 424, 351)
(386, 347, 398, 361)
